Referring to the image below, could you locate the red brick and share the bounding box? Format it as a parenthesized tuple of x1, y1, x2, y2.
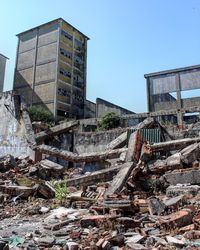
(158, 209, 193, 230)
(80, 215, 113, 228)
(96, 238, 105, 248)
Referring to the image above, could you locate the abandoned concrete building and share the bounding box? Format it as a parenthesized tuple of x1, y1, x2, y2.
(13, 18, 89, 120)
(84, 98, 134, 119)
(145, 64, 200, 126)
(0, 53, 8, 92)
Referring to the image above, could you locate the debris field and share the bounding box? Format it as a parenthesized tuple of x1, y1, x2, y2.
(2, 118, 200, 249)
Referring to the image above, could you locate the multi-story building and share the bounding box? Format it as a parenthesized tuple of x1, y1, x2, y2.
(13, 18, 89, 120)
(0, 53, 8, 92)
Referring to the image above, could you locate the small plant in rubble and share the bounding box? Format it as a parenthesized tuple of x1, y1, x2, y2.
(53, 177, 68, 203)
(148, 179, 161, 194)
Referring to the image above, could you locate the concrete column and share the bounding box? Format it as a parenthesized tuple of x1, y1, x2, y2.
(177, 111, 184, 128)
(32, 28, 39, 106)
(176, 73, 184, 128)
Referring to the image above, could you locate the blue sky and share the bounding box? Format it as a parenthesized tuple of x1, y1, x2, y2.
(1, 0, 200, 112)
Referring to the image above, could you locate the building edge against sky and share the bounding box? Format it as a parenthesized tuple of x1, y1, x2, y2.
(0, 54, 9, 92)
(13, 18, 89, 120)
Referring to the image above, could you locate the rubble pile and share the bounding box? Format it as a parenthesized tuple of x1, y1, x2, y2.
(2, 118, 200, 249)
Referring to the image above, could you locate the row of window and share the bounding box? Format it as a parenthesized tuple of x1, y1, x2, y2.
(58, 87, 71, 97)
(59, 68, 71, 78)
(73, 93, 84, 102)
(61, 30, 73, 40)
(74, 81, 84, 89)
(60, 48, 84, 67)
(75, 39, 84, 51)
(61, 30, 84, 49)
(73, 74, 83, 82)
(58, 87, 84, 99)
(74, 55, 83, 65)
(60, 48, 72, 59)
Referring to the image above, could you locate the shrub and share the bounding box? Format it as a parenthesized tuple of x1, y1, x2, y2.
(97, 112, 120, 131)
(28, 106, 55, 126)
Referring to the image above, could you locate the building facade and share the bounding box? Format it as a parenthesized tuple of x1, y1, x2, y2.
(13, 18, 89, 120)
(0, 53, 8, 92)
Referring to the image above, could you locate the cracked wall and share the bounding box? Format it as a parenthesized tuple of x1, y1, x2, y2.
(0, 91, 36, 158)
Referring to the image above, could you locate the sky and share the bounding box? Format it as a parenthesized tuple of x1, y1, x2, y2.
(1, 0, 200, 113)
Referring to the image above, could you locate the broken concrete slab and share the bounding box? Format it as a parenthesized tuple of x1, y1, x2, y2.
(39, 159, 64, 172)
(126, 131, 142, 162)
(180, 142, 200, 165)
(166, 184, 200, 197)
(125, 233, 144, 244)
(151, 136, 200, 152)
(166, 236, 185, 247)
(35, 120, 79, 143)
(162, 168, 200, 186)
(163, 195, 184, 210)
(38, 159, 64, 179)
(34, 236, 56, 247)
(104, 162, 136, 197)
(67, 165, 122, 187)
(0, 185, 36, 198)
(106, 131, 128, 150)
(37, 144, 127, 163)
(37, 182, 55, 199)
(65, 241, 79, 250)
(149, 142, 200, 173)
(147, 236, 167, 247)
(148, 153, 182, 173)
(148, 197, 165, 215)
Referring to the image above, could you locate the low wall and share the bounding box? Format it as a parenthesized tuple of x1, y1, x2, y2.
(74, 128, 126, 154)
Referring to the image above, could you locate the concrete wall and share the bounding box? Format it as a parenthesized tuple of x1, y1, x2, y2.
(84, 99, 96, 118)
(74, 128, 126, 154)
(0, 91, 35, 158)
(96, 98, 134, 118)
(0, 54, 7, 92)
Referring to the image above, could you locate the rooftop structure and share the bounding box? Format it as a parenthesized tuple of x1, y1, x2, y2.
(145, 64, 200, 126)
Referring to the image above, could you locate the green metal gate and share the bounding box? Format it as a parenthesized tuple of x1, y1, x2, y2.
(127, 128, 161, 145)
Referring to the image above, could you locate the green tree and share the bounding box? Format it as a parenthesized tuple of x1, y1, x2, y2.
(97, 112, 120, 131)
